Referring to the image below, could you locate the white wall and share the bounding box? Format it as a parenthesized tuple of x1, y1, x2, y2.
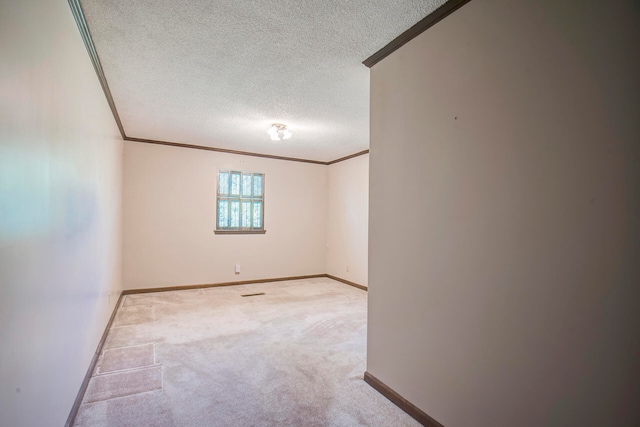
(0, 1, 123, 426)
(326, 154, 369, 286)
(368, 0, 640, 426)
(123, 142, 328, 289)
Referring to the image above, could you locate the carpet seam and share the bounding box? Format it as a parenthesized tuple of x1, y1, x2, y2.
(95, 363, 162, 377)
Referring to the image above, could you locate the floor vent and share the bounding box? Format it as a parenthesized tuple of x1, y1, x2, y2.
(241, 292, 266, 297)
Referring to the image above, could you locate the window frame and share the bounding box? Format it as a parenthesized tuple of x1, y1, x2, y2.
(214, 169, 266, 235)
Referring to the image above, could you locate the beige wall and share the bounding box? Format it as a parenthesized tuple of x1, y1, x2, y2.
(123, 142, 328, 289)
(368, 0, 640, 426)
(326, 154, 369, 286)
(0, 1, 123, 425)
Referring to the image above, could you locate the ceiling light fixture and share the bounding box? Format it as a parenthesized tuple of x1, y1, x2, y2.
(267, 123, 292, 141)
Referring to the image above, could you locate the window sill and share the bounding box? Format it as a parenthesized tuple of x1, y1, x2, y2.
(214, 230, 267, 235)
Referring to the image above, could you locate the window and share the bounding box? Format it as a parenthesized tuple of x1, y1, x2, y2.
(215, 170, 265, 234)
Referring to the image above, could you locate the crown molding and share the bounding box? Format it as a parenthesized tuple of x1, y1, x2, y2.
(363, 0, 473, 68)
(68, 0, 126, 139)
(124, 136, 330, 165)
(327, 150, 370, 165)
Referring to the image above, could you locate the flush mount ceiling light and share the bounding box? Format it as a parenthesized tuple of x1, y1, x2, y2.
(267, 123, 292, 141)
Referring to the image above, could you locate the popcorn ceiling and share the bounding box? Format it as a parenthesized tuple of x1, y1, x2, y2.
(81, 0, 447, 162)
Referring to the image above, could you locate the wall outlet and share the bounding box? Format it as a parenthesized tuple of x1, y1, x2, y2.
(346, 266, 349, 272)
(235, 264, 241, 274)
(108, 292, 111, 304)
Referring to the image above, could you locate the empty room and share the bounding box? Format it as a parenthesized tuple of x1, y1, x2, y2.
(1, 0, 639, 426)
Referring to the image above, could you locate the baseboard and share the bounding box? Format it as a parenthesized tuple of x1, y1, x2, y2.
(123, 274, 368, 295)
(122, 274, 328, 294)
(326, 274, 368, 291)
(65, 292, 124, 427)
(364, 371, 444, 427)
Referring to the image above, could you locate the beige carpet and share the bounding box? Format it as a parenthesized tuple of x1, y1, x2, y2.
(74, 278, 419, 426)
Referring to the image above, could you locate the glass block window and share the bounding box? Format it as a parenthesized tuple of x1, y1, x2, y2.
(217, 170, 264, 231)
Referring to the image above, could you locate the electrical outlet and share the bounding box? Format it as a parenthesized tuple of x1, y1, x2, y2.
(235, 264, 241, 274)
(346, 266, 349, 272)
(108, 292, 111, 304)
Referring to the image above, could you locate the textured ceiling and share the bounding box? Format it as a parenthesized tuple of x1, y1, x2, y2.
(80, 0, 447, 162)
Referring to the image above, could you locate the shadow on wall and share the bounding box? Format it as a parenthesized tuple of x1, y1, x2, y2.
(0, 146, 96, 243)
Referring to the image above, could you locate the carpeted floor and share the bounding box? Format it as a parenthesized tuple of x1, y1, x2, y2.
(74, 277, 419, 426)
